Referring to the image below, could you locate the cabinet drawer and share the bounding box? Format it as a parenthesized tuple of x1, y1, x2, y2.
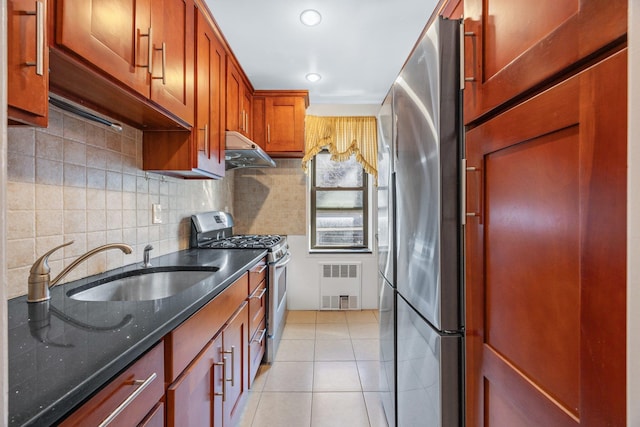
(249, 280, 267, 334)
(249, 258, 267, 294)
(249, 317, 267, 387)
(165, 273, 248, 382)
(60, 341, 165, 427)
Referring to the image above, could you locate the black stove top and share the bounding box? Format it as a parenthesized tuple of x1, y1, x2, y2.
(201, 234, 284, 249)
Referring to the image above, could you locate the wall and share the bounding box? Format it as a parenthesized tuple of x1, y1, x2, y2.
(5, 105, 235, 299)
(233, 159, 306, 235)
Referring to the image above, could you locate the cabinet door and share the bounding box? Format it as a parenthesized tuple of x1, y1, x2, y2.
(264, 96, 306, 153)
(8, 0, 49, 127)
(222, 303, 249, 427)
(194, 8, 226, 178)
(465, 50, 626, 427)
(463, 0, 626, 124)
(167, 334, 224, 427)
(150, 0, 194, 125)
(242, 84, 253, 137)
(54, 0, 150, 97)
(226, 60, 242, 133)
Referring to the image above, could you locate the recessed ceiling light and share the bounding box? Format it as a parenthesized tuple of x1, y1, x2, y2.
(300, 9, 322, 26)
(306, 73, 322, 83)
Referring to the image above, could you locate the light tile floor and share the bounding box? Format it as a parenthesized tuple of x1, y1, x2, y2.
(238, 310, 389, 427)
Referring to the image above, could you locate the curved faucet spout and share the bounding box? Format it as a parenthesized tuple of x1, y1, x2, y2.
(27, 242, 133, 303)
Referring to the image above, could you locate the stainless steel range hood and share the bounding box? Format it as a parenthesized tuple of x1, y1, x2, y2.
(225, 131, 276, 170)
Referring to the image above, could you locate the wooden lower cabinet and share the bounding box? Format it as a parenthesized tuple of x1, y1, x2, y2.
(60, 342, 165, 426)
(166, 302, 248, 427)
(465, 49, 627, 426)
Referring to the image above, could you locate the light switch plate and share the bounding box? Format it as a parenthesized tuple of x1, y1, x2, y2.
(152, 204, 162, 224)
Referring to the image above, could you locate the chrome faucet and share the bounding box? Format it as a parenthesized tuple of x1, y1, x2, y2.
(27, 241, 133, 303)
(142, 244, 154, 268)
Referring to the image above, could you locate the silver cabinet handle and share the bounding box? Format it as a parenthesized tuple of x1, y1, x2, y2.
(25, 0, 44, 76)
(214, 358, 227, 402)
(463, 30, 477, 84)
(267, 124, 271, 143)
(198, 124, 208, 153)
(253, 264, 268, 274)
(98, 372, 157, 427)
(138, 27, 153, 72)
(251, 287, 267, 300)
(252, 328, 267, 344)
(222, 346, 235, 386)
(152, 42, 166, 85)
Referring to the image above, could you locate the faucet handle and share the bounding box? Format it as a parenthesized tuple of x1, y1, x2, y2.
(30, 241, 74, 275)
(28, 241, 74, 303)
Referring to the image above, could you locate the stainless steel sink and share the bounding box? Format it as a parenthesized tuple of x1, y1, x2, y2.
(67, 266, 219, 302)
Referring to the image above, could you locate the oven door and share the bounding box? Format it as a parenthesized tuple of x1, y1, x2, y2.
(266, 252, 291, 362)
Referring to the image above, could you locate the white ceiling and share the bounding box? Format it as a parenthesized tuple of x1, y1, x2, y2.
(205, 0, 439, 105)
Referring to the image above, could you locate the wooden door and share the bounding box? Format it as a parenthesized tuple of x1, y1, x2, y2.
(54, 0, 150, 96)
(195, 8, 226, 178)
(8, 0, 49, 126)
(226, 60, 242, 133)
(465, 49, 626, 426)
(150, 0, 194, 125)
(264, 96, 305, 153)
(463, 0, 627, 124)
(223, 303, 248, 427)
(166, 334, 224, 427)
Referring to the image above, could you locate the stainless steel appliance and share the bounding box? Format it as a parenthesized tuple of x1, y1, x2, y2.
(190, 211, 290, 363)
(377, 16, 464, 427)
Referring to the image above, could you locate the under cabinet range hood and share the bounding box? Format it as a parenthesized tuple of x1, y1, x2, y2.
(225, 131, 276, 170)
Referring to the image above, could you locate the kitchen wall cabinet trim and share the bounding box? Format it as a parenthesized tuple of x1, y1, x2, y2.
(463, 0, 627, 125)
(8, 0, 49, 127)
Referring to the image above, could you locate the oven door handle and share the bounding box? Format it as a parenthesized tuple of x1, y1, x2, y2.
(271, 252, 292, 268)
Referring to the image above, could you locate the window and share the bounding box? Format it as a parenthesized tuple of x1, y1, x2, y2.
(310, 151, 370, 251)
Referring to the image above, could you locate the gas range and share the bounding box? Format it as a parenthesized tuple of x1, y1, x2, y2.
(190, 212, 289, 263)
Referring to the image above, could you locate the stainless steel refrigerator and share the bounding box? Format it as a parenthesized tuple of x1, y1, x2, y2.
(377, 16, 463, 427)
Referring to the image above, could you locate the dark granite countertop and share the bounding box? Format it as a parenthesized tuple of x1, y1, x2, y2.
(8, 248, 267, 426)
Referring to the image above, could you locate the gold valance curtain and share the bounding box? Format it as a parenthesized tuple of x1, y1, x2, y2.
(302, 115, 378, 183)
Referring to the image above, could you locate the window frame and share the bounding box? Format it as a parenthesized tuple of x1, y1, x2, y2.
(309, 151, 371, 252)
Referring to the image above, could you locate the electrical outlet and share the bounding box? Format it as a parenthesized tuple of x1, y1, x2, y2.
(152, 204, 162, 224)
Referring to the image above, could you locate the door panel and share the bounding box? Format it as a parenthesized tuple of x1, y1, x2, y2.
(396, 296, 461, 427)
(465, 49, 627, 426)
(379, 276, 395, 427)
(463, 0, 627, 123)
(55, 0, 150, 96)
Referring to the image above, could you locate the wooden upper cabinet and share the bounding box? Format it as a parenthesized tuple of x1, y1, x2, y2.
(149, 0, 194, 125)
(194, 6, 226, 178)
(8, 0, 49, 127)
(226, 59, 252, 137)
(53, 0, 194, 125)
(54, 0, 151, 97)
(253, 91, 309, 157)
(463, 0, 627, 124)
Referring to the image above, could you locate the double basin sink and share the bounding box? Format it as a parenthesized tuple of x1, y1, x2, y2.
(66, 266, 220, 302)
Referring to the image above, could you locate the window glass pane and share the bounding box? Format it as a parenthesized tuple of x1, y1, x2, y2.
(316, 190, 363, 209)
(315, 210, 365, 247)
(315, 153, 363, 187)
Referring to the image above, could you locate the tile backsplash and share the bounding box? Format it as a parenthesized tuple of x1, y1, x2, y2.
(5, 106, 234, 299)
(233, 159, 307, 236)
